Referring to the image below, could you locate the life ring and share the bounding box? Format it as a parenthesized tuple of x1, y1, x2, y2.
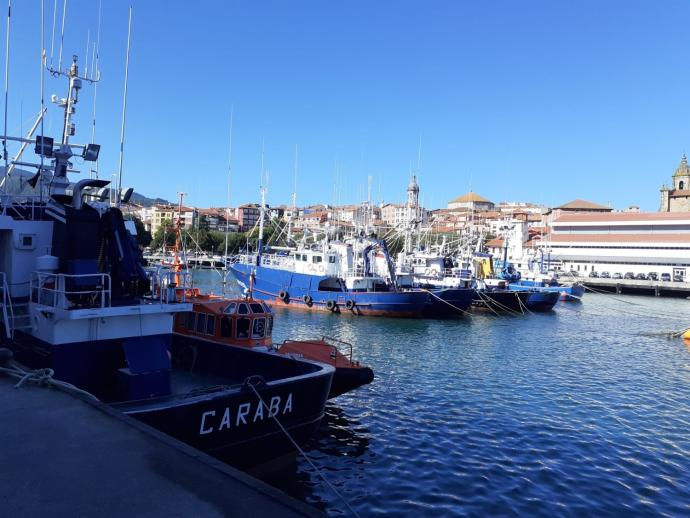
(429, 268, 438, 277)
(326, 300, 337, 311)
(278, 290, 290, 303)
(303, 294, 313, 307)
(345, 299, 355, 310)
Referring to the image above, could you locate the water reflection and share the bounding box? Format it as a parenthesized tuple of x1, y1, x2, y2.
(261, 402, 372, 510)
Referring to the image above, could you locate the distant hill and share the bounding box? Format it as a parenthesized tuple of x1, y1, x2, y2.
(129, 192, 172, 207)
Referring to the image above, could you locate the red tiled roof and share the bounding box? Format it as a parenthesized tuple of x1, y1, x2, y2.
(554, 199, 611, 210)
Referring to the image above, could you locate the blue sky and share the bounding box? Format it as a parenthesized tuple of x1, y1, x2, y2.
(4, 1, 690, 211)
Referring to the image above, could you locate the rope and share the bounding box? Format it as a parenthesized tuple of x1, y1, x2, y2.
(0, 359, 99, 401)
(476, 290, 523, 316)
(515, 291, 532, 315)
(247, 384, 361, 518)
(420, 288, 472, 316)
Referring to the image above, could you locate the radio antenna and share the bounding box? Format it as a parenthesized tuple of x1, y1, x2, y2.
(57, 0, 66, 72)
(116, 6, 132, 201)
(3, 0, 11, 181)
(90, 0, 101, 178)
(49, 0, 56, 66)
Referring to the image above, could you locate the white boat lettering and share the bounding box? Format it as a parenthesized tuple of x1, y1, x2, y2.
(198, 393, 295, 435)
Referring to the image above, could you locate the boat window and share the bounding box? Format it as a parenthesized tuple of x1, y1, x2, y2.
(312, 255, 323, 263)
(174, 314, 185, 327)
(250, 303, 264, 314)
(224, 302, 237, 314)
(195, 312, 206, 333)
(236, 317, 250, 339)
(252, 318, 266, 339)
(237, 303, 249, 315)
(328, 256, 336, 264)
(186, 312, 196, 330)
(266, 315, 273, 336)
(220, 316, 232, 337)
(205, 315, 215, 335)
(262, 302, 272, 313)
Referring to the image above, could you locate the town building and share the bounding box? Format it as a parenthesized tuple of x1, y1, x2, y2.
(546, 199, 613, 220)
(447, 192, 494, 211)
(150, 204, 197, 234)
(545, 212, 690, 280)
(659, 154, 690, 212)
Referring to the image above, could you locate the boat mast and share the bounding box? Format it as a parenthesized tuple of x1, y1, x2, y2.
(287, 144, 297, 245)
(116, 6, 132, 202)
(257, 140, 267, 263)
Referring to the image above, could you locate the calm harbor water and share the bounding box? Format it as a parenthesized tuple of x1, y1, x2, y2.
(194, 271, 690, 516)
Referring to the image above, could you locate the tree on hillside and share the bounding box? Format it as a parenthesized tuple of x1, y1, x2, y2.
(150, 219, 176, 250)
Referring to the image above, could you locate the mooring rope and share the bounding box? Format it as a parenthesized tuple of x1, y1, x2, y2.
(248, 384, 361, 518)
(420, 289, 472, 316)
(0, 359, 99, 401)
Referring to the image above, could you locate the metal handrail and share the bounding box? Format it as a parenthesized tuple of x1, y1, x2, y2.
(30, 272, 112, 309)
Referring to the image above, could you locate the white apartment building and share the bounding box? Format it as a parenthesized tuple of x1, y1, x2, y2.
(545, 212, 690, 279)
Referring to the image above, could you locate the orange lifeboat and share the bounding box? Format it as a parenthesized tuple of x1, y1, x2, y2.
(173, 296, 374, 399)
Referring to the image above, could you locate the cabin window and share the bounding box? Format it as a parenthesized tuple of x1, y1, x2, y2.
(187, 312, 196, 330)
(250, 303, 264, 313)
(174, 314, 185, 327)
(236, 317, 250, 339)
(224, 302, 237, 314)
(237, 303, 249, 315)
(252, 318, 266, 339)
(266, 315, 273, 336)
(195, 312, 206, 333)
(220, 316, 232, 337)
(205, 315, 215, 335)
(262, 303, 272, 313)
(312, 255, 323, 263)
(328, 256, 336, 264)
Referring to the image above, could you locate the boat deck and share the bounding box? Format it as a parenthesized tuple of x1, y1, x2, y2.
(0, 376, 321, 517)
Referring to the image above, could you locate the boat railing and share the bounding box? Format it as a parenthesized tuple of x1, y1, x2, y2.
(145, 267, 193, 304)
(0, 194, 46, 221)
(321, 335, 354, 363)
(30, 272, 112, 309)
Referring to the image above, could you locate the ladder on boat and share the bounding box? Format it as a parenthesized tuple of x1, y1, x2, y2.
(0, 273, 31, 340)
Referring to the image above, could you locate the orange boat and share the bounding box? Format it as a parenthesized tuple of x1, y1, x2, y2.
(172, 293, 374, 399)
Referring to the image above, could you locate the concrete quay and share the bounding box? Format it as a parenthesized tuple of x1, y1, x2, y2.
(0, 376, 322, 518)
(582, 277, 690, 297)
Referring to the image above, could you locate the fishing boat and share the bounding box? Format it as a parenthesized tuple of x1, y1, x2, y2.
(0, 35, 334, 474)
(170, 290, 374, 399)
(232, 238, 474, 317)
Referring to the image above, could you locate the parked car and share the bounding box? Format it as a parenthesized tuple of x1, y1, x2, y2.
(647, 272, 658, 281)
(635, 273, 647, 280)
(600, 271, 610, 278)
(568, 270, 579, 277)
(673, 274, 684, 282)
(624, 272, 635, 279)
(661, 273, 671, 282)
(612, 272, 623, 279)
(588, 271, 599, 278)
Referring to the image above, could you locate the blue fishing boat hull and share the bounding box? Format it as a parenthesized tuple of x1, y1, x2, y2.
(510, 280, 585, 302)
(231, 263, 474, 317)
(524, 290, 561, 311)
